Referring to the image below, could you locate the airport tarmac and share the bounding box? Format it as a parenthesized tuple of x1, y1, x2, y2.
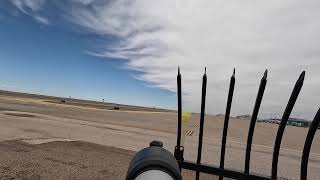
(0, 94, 319, 179)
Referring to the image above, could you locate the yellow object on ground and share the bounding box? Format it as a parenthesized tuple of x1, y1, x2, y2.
(182, 112, 191, 124)
(181, 112, 193, 144)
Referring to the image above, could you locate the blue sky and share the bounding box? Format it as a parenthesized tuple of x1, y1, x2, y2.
(0, 0, 319, 120)
(0, 2, 175, 109)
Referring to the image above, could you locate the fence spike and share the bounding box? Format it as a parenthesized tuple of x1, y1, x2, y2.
(219, 69, 236, 180)
(195, 68, 208, 180)
(301, 108, 320, 180)
(271, 71, 305, 179)
(244, 69, 268, 173)
(174, 67, 183, 161)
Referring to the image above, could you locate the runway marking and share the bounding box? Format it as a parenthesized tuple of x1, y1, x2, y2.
(22, 138, 74, 145)
(223, 139, 320, 157)
(40, 101, 175, 114)
(185, 130, 194, 136)
(0, 96, 175, 115)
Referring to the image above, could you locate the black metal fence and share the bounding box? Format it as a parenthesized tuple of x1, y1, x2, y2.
(174, 68, 320, 180)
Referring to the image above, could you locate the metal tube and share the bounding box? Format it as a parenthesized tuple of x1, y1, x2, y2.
(135, 170, 175, 180)
(244, 70, 268, 174)
(219, 68, 236, 180)
(301, 108, 320, 180)
(271, 71, 305, 179)
(195, 68, 207, 180)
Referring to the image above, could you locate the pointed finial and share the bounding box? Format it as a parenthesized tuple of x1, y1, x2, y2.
(178, 66, 180, 75)
(300, 71, 305, 79)
(297, 71, 305, 83)
(204, 67, 207, 74)
(233, 68, 235, 76)
(263, 69, 268, 79)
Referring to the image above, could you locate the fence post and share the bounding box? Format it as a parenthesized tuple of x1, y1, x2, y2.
(219, 69, 236, 180)
(301, 108, 320, 180)
(175, 67, 184, 162)
(245, 70, 268, 174)
(195, 68, 207, 180)
(271, 71, 305, 179)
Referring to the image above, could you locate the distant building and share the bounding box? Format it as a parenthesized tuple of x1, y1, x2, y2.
(287, 118, 311, 127)
(236, 114, 252, 119)
(261, 118, 281, 124)
(216, 114, 225, 117)
(261, 117, 312, 128)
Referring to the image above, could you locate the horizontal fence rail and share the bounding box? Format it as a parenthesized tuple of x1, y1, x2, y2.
(173, 68, 319, 180)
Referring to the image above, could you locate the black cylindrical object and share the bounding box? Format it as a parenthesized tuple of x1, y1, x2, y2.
(126, 141, 182, 180)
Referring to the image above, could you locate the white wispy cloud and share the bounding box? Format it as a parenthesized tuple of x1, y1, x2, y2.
(33, 15, 49, 25)
(0, 83, 16, 90)
(64, 0, 320, 119)
(5, 0, 320, 119)
(10, 0, 49, 25)
(11, 0, 46, 13)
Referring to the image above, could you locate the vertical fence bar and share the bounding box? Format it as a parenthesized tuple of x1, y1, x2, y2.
(301, 108, 320, 180)
(244, 70, 268, 174)
(271, 71, 305, 179)
(195, 68, 207, 180)
(219, 69, 236, 180)
(175, 67, 184, 161)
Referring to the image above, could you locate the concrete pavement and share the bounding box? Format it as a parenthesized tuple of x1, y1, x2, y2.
(0, 96, 319, 179)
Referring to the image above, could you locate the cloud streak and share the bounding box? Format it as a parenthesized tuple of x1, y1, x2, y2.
(10, 0, 49, 25)
(33, 15, 49, 25)
(11, 0, 46, 13)
(7, 0, 320, 119)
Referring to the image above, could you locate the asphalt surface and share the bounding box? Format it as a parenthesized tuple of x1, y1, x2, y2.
(0, 94, 319, 179)
(0, 140, 219, 180)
